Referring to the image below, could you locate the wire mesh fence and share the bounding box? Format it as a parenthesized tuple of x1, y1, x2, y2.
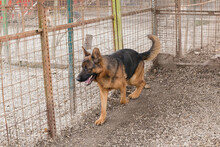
(157, 0, 220, 58)
(0, 0, 220, 146)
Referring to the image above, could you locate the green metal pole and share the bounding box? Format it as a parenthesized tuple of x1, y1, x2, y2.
(2, 0, 8, 36)
(112, 0, 123, 51)
(116, 0, 123, 49)
(2, 0, 10, 63)
(67, 0, 76, 116)
(112, 0, 119, 51)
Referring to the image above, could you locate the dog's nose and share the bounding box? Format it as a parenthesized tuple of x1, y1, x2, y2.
(76, 75, 81, 82)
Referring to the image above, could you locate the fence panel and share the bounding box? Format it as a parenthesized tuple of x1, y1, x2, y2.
(157, 0, 220, 58)
(121, 0, 153, 54)
(0, 0, 114, 146)
(46, 0, 114, 136)
(0, 1, 49, 146)
(1, 0, 220, 146)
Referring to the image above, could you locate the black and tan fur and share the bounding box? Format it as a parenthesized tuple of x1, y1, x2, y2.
(76, 35, 160, 125)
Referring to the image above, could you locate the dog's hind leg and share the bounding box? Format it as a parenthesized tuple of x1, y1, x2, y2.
(95, 87, 108, 125)
(128, 61, 146, 99)
(120, 83, 129, 104)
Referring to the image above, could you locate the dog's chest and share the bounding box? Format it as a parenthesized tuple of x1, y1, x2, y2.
(97, 74, 125, 90)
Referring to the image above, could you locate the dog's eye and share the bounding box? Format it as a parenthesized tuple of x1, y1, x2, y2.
(83, 66, 87, 70)
(84, 67, 92, 72)
(87, 68, 92, 72)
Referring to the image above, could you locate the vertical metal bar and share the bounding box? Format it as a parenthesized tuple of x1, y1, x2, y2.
(111, 0, 123, 50)
(214, 0, 217, 48)
(151, 0, 158, 36)
(37, 1, 56, 139)
(193, 0, 196, 49)
(184, 0, 189, 53)
(67, 0, 76, 116)
(112, 0, 119, 51)
(116, 0, 123, 49)
(2, 0, 10, 63)
(175, 0, 182, 57)
(0, 41, 10, 145)
(81, 0, 85, 46)
(200, 0, 203, 49)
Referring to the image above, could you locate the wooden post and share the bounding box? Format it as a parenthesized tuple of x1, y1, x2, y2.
(67, 0, 76, 116)
(37, 0, 56, 139)
(112, 0, 123, 50)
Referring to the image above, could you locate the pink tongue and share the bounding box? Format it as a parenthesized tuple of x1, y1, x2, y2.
(85, 75, 92, 85)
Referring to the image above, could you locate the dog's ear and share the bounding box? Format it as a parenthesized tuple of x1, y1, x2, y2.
(82, 46, 91, 56)
(92, 48, 102, 63)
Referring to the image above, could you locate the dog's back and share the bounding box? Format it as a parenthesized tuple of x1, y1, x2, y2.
(110, 49, 142, 80)
(108, 35, 160, 80)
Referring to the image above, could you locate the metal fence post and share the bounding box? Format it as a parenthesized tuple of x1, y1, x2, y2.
(2, 0, 10, 63)
(193, 0, 196, 49)
(151, 0, 158, 36)
(175, 0, 182, 57)
(67, 0, 76, 117)
(112, 0, 123, 50)
(37, 0, 56, 139)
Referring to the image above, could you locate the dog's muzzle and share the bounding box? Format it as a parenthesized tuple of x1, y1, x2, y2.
(76, 73, 97, 86)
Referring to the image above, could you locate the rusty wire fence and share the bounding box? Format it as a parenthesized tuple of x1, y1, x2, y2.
(0, 0, 152, 146)
(157, 0, 220, 60)
(0, 0, 220, 146)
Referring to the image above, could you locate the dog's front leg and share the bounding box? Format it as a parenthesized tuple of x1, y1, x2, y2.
(95, 88, 108, 125)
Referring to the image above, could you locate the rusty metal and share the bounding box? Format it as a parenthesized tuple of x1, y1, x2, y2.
(48, 15, 114, 33)
(158, 10, 220, 13)
(0, 0, 220, 146)
(0, 29, 42, 42)
(175, 0, 182, 57)
(157, 11, 220, 16)
(0, 42, 9, 145)
(0, 15, 113, 42)
(0, 8, 154, 43)
(37, 0, 56, 139)
(121, 8, 151, 17)
(10, 60, 68, 69)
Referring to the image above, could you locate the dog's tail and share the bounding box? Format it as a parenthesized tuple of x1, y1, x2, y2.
(139, 35, 160, 61)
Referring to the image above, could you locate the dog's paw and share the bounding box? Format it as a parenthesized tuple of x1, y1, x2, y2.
(128, 93, 139, 99)
(95, 117, 105, 125)
(120, 99, 129, 104)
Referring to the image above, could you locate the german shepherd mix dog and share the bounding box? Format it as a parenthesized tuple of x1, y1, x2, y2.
(76, 35, 160, 125)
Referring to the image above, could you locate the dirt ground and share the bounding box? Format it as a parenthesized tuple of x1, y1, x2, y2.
(37, 57, 220, 147)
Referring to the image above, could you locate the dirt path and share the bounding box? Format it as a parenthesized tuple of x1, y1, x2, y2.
(39, 65, 220, 147)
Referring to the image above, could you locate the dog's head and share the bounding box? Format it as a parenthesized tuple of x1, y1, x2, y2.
(76, 47, 103, 86)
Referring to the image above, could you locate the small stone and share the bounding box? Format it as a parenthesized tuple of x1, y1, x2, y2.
(194, 51, 200, 55)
